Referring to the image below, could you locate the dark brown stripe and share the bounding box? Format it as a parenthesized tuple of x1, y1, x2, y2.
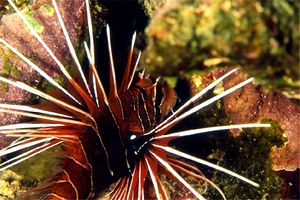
(129, 91, 136, 111)
(77, 140, 94, 197)
(65, 155, 89, 170)
(135, 88, 151, 130)
(62, 157, 92, 199)
(48, 181, 77, 200)
(138, 88, 152, 127)
(134, 89, 145, 131)
(42, 193, 67, 200)
(61, 170, 79, 199)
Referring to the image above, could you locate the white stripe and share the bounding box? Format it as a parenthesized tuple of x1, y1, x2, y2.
(153, 144, 260, 187)
(156, 78, 254, 133)
(0, 137, 53, 157)
(84, 43, 109, 105)
(0, 104, 73, 118)
(84, 42, 99, 107)
(120, 31, 136, 92)
(149, 150, 205, 200)
(0, 123, 65, 131)
(137, 161, 142, 200)
(52, 0, 91, 96)
(0, 38, 81, 105)
(148, 68, 238, 134)
(106, 25, 118, 97)
(85, 0, 95, 64)
(127, 51, 141, 90)
(0, 140, 62, 171)
(6, 0, 78, 89)
(155, 124, 271, 139)
(144, 157, 161, 200)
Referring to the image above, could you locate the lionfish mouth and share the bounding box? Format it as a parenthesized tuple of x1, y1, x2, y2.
(0, 0, 271, 199)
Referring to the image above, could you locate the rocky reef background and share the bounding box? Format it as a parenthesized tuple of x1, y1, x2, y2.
(0, 0, 299, 199)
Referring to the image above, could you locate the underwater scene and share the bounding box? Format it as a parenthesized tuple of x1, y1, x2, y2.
(0, 0, 299, 199)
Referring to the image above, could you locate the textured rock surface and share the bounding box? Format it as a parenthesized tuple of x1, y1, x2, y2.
(186, 69, 297, 198)
(186, 68, 299, 172)
(142, 0, 299, 95)
(223, 70, 300, 171)
(0, 0, 85, 147)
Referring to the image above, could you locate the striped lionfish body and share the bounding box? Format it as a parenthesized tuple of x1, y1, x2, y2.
(38, 75, 176, 199)
(0, 0, 271, 199)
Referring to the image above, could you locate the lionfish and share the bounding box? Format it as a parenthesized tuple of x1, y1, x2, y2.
(0, 0, 270, 199)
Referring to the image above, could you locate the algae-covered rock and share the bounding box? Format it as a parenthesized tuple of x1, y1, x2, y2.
(0, 150, 58, 199)
(0, 147, 61, 198)
(172, 69, 297, 198)
(205, 119, 286, 199)
(186, 69, 299, 171)
(142, 0, 299, 94)
(0, 0, 30, 17)
(222, 70, 300, 171)
(0, 0, 87, 197)
(10, 148, 60, 184)
(138, 0, 168, 17)
(0, 0, 86, 133)
(142, 0, 268, 73)
(0, 170, 24, 199)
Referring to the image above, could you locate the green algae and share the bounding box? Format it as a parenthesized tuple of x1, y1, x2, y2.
(2, 62, 22, 78)
(41, 4, 55, 16)
(10, 148, 59, 184)
(204, 119, 286, 199)
(0, 0, 30, 17)
(0, 45, 22, 92)
(170, 114, 286, 199)
(23, 9, 44, 33)
(0, 46, 22, 79)
(0, 62, 20, 92)
(0, 82, 9, 92)
(40, 76, 65, 93)
(0, 148, 60, 199)
(173, 113, 286, 199)
(164, 76, 178, 88)
(142, 0, 269, 74)
(172, 72, 287, 199)
(138, 0, 167, 17)
(0, 170, 24, 199)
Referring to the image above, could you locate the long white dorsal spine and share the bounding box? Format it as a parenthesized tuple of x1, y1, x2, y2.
(155, 123, 271, 139)
(148, 68, 238, 135)
(85, 0, 95, 64)
(52, 0, 92, 96)
(0, 104, 74, 119)
(6, 0, 80, 93)
(153, 144, 260, 187)
(156, 77, 254, 133)
(106, 25, 118, 98)
(149, 150, 205, 200)
(0, 38, 81, 105)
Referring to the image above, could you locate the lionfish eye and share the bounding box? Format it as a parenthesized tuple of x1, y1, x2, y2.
(126, 132, 153, 172)
(127, 132, 153, 155)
